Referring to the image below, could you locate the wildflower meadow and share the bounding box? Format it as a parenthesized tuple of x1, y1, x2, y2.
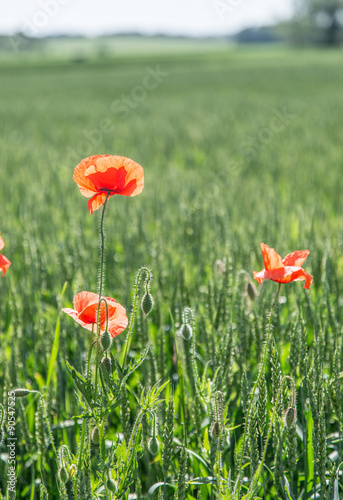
(0, 46, 343, 499)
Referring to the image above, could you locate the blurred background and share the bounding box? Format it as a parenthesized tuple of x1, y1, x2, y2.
(1, 0, 343, 62)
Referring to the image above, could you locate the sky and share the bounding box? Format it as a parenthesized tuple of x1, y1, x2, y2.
(1, 0, 295, 38)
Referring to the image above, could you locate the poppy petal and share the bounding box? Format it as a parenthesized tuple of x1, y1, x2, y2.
(282, 250, 310, 267)
(120, 157, 144, 196)
(87, 192, 109, 214)
(92, 156, 144, 197)
(282, 267, 313, 289)
(260, 243, 284, 271)
(107, 301, 129, 337)
(61, 307, 94, 332)
(0, 235, 4, 251)
(0, 254, 11, 276)
(252, 270, 265, 284)
(85, 164, 126, 192)
(73, 155, 106, 197)
(73, 291, 99, 312)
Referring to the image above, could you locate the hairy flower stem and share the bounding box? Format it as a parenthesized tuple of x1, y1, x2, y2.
(95, 192, 110, 401)
(121, 267, 151, 370)
(234, 282, 281, 498)
(86, 324, 95, 388)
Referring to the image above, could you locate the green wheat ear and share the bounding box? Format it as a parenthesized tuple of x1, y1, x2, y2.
(176, 445, 188, 500)
(39, 484, 49, 500)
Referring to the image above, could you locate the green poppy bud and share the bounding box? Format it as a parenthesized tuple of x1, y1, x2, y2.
(58, 467, 68, 483)
(141, 292, 154, 315)
(100, 330, 112, 351)
(107, 477, 117, 492)
(69, 464, 78, 477)
(91, 426, 100, 445)
(180, 323, 192, 341)
(13, 389, 31, 398)
(148, 436, 160, 456)
(283, 406, 297, 428)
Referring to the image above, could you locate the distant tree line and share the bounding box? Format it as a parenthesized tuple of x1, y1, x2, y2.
(292, 0, 343, 45)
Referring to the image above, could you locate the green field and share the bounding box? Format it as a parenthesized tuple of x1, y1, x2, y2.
(0, 45, 343, 499)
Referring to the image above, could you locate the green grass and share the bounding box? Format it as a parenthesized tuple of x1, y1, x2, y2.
(0, 45, 342, 499)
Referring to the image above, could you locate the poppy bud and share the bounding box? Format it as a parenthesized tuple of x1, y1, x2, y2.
(148, 436, 160, 456)
(283, 406, 297, 428)
(69, 464, 78, 477)
(13, 389, 31, 398)
(107, 477, 117, 493)
(100, 330, 112, 351)
(245, 281, 257, 302)
(91, 426, 100, 445)
(141, 292, 154, 316)
(58, 467, 69, 483)
(180, 323, 192, 341)
(101, 356, 112, 374)
(210, 421, 220, 438)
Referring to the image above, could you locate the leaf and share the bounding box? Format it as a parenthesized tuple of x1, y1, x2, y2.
(283, 475, 296, 500)
(46, 281, 68, 390)
(147, 482, 175, 499)
(120, 345, 149, 387)
(66, 360, 93, 406)
(186, 447, 211, 472)
(187, 476, 217, 485)
(305, 404, 315, 496)
(333, 476, 339, 500)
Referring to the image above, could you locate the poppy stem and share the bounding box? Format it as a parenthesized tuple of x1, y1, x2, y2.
(121, 267, 151, 370)
(86, 324, 95, 388)
(234, 282, 281, 498)
(95, 192, 110, 402)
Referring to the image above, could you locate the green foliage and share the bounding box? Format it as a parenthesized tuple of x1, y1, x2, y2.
(0, 47, 343, 499)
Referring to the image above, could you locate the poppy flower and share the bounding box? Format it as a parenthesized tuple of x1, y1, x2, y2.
(73, 155, 144, 214)
(253, 243, 313, 289)
(0, 235, 11, 276)
(62, 291, 128, 338)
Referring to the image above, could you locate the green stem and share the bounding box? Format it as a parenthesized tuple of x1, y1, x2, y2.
(121, 267, 151, 370)
(234, 282, 281, 498)
(73, 480, 79, 500)
(217, 404, 223, 499)
(126, 409, 143, 459)
(95, 193, 110, 401)
(86, 324, 95, 388)
(78, 419, 86, 470)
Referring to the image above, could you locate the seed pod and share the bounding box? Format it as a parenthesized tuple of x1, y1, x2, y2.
(148, 436, 160, 456)
(101, 356, 112, 374)
(107, 477, 117, 493)
(141, 292, 154, 315)
(58, 467, 69, 483)
(100, 330, 112, 351)
(91, 426, 100, 445)
(180, 323, 192, 341)
(13, 389, 31, 398)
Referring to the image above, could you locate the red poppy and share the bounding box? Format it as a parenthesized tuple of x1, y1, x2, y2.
(253, 243, 313, 289)
(0, 235, 11, 276)
(62, 291, 128, 338)
(73, 155, 144, 214)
